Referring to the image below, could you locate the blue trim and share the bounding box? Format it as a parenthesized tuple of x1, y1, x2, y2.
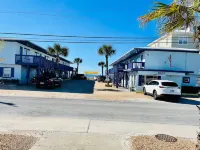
(0, 68, 3, 77)
(129, 68, 193, 74)
(11, 68, 14, 77)
(135, 48, 199, 53)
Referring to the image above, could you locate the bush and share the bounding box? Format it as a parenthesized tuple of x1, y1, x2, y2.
(105, 84, 112, 87)
(181, 86, 199, 94)
(0, 79, 19, 84)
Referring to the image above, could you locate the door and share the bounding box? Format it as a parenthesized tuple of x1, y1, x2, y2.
(145, 81, 153, 93)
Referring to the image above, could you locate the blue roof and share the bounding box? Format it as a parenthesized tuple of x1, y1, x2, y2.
(3, 39, 73, 64)
(110, 47, 199, 66)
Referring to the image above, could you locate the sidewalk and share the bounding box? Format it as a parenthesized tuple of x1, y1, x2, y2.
(0, 116, 198, 150)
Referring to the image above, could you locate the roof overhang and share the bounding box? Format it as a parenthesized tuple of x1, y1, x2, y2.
(110, 47, 199, 66)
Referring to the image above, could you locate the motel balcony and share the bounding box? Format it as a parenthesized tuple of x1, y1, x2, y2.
(15, 54, 73, 71)
(126, 62, 145, 70)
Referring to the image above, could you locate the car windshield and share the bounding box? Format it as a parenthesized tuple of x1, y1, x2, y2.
(161, 82, 178, 87)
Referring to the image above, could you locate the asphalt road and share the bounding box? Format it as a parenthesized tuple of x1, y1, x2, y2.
(0, 96, 199, 126)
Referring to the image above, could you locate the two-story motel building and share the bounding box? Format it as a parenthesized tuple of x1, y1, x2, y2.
(109, 47, 200, 92)
(0, 39, 73, 84)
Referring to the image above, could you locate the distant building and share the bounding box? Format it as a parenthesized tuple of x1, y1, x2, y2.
(0, 39, 73, 84)
(148, 30, 198, 49)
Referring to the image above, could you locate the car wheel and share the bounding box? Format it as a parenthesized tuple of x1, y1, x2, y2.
(153, 91, 158, 100)
(36, 84, 40, 89)
(143, 88, 147, 95)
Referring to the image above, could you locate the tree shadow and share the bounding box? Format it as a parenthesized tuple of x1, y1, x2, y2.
(0, 101, 17, 107)
(96, 89, 121, 92)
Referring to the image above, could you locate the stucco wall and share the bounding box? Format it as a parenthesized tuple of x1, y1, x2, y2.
(0, 64, 21, 80)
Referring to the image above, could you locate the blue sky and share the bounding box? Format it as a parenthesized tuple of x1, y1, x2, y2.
(0, 0, 169, 73)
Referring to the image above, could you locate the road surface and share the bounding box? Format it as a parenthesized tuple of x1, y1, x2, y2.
(0, 96, 199, 126)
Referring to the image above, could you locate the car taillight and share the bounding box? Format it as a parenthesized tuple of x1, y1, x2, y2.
(159, 86, 165, 88)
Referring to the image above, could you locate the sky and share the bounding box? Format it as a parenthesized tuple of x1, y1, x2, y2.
(0, 0, 170, 73)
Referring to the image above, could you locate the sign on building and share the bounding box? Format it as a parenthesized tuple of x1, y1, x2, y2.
(22, 56, 34, 63)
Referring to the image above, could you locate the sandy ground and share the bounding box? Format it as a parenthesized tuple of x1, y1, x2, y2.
(0, 81, 149, 100)
(0, 134, 37, 150)
(131, 135, 196, 150)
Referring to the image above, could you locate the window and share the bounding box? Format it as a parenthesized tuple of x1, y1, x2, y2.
(178, 37, 188, 45)
(141, 55, 143, 61)
(183, 77, 190, 83)
(24, 48, 30, 55)
(3, 68, 11, 78)
(162, 82, 178, 87)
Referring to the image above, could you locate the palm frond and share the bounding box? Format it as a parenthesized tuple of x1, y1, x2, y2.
(47, 46, 55, 55)
(139, 1, 197, 35)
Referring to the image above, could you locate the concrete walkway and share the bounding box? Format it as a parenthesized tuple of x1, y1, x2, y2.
(0, 117, 198, 150)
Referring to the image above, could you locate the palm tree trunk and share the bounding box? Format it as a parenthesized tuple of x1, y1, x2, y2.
(105, 56, 109, 85)
(102, 66, 103, 76)
(77, 63, 79, 74)
(106, 56, 108, 76)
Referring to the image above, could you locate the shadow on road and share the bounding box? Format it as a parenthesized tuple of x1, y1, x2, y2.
(0, 80, 95, 94)
(160, 97, 200, 106)
(0, 101, 17, 107)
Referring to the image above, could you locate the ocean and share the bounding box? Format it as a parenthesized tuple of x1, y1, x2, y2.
(85, 74, 98, 78)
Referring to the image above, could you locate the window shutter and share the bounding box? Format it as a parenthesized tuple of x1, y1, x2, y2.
(0, 67, 3, 77)
(138, 75, 142, 86)
(158, 76, 161, 80)
(11, 68, 14, 77)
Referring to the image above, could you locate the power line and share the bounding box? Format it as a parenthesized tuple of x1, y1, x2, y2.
(0, 32, 196, 40)
(0, 37, 197, 44)
(0, 32, 159, 39)
(0, 10, 65, 17)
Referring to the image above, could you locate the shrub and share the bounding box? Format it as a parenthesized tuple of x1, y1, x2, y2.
(181, 86, 199, 94)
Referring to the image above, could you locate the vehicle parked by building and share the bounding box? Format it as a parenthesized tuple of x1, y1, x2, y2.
(143, 80, 181, 100)
(72, 74, 87, 80)
(36, 72, 62, 88)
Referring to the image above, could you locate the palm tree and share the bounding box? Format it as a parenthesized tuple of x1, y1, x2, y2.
(139, 0, 200, 47)
(47, 43, 69, 63)
(74, 58, 83, 74)
(98, 45, 116, 76)
(98, 61, 105, 76)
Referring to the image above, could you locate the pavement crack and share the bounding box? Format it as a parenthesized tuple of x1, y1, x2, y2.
(87, 120, 91, 133)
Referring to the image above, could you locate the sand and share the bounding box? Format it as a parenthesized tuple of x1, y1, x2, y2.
(0, 134, 37, 150)
(131, 135, 196, 150)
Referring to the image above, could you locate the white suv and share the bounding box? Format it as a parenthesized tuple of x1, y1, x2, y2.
(143, 80, 181, 100)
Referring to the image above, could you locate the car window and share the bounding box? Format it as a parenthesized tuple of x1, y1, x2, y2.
(162, 82, 178, 87)
(148, 81, 153, 85)
(154, 81, 159, 85)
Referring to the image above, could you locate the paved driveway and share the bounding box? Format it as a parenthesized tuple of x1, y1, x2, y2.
(0, 80, 95, 94)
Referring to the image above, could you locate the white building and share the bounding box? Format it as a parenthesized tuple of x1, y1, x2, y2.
(148, 30, 198, 49)
(0, 39, 73, 84)
(110, 47, 200, 92)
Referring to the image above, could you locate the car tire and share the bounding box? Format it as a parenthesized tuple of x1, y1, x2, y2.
(153, 90, 158, 100)
(36, 84, 40, 89)
(143, 88, 147, 95)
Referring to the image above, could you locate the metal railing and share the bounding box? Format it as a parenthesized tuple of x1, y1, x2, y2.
(15, 55, 73, 71)
(128, 62, 145, 69)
